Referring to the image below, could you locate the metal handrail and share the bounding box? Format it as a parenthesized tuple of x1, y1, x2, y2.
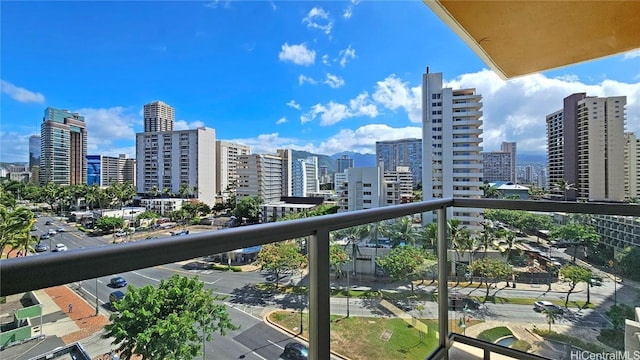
(1, 198, 637, 360)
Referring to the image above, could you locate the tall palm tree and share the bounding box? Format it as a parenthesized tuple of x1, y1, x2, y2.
(380, 217, 418, 248)
(419, 222, 438, 253)
(331, 225, 370, 277)
(480, 183, 501, 199)
(503, 230, 525, 263)
(0, 206, 34, 257)
(553, 178, 577, 201)
(543, 308, 559, 332)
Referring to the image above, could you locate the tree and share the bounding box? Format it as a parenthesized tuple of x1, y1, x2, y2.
(233, 196, 262, 224)
(331, 225, 370, 277)
(104, 274, 237, 360)
(606, 304, 635, 331)
(329, 243, 349, 279)
(0, 205, 36, 257)
(380, 217, 418, 248)
(503, 230, 524, 263)
(376, 246, 424, 294)
(256, 241, 306, 288)
(480, 182, 500, 198)
(96, 216, 125, 233)
(543, 308, 559, 332)
(550, 223, 600, 261)
(559, 264, 591, 307)
(617, 247, 640, 281)
(467, 258, 513, 302)
(553, 178, 577, 201)
(41, 182, 61, 212)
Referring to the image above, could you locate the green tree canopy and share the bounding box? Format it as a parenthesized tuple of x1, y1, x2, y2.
(257, 241, 307, 287)
(329, 243, 349, 278)
(550, 223, 600, 261)
(233, 196, 262, 224)
(468, 258, 514, 302)
(376, 245, 424, 293)
(95, 216, 125, 232)
(606, 304, 636, 331)
(559, 264, 591, 307)
(104, 274, 237, 360)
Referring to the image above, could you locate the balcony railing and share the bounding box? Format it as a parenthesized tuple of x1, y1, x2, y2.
(2, 198, 638, 359)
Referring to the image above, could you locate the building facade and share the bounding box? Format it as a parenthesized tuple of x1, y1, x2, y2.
(336, 155, 354, 174)
(481, 152, 512, 183)
(500, 142, 517, 183)
(546, 93, 626, 202)
(376, 138, 422, 186)
(215, 140, 251, 200)
(40, 107, 88, 186)
(382, 166, 414, 204)
(292, 156, 320, 197)
(29, 135, 41, 170)
(236, 150, 292, 203)
(340, 167, 385, 212)
(136, 127, 216, 205)
(421, 70, 484, 230)
(624, 132, 640, 200)
(87, 154, 136, 187)
(143, 101, 175, 132)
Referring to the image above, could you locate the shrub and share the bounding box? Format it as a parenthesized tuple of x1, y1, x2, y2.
(511, 340, 531, 352)
(597, 329, 624, 350)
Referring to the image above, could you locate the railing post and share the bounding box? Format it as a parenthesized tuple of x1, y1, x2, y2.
(437, 207, 449, 359)
(308, 228, 330, 360)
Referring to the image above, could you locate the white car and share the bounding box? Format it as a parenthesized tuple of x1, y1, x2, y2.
(48, 229, 57, 235)
(115, 231, 127, 237)
(54, 243, 68, 252)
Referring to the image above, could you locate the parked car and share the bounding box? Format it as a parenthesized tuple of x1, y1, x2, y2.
(279, 342, 308, 360)
(110, 277, 127, 288)
(35, 242, 48, 252)
(54, 243, 68, 252)
(109, 290, 125, 304)
(115, 231, 127, 237)
(534, 300, 563, 314)
(590, 278, 603, 286)
(171, 229, 189, 236)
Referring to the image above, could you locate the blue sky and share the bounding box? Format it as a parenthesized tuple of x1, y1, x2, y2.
(1, 1, 639, 163)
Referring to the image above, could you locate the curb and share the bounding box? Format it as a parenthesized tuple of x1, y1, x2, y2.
(263, 309, 351, 360)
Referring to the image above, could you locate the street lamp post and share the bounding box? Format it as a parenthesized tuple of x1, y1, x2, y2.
(299, 269, 304, 334)
(346, 260, 350, 318)
(95, 278, 99, 316)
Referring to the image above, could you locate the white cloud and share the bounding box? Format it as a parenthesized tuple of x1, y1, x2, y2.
(269, 0, 276, 11)
(372, 75, 422, 123)
(0, 131, 37, 163)
(324, 73, 345, 88)
(298, 74, 317, 86)
(302, 7, 334, 36)
(228, 133, 303, 154)
(322, 54, 330, 66)
(276, 117, 287, 125)
(301, 92, 378, 126)
(444, 69, 640, 153)
(342, 0, 360, 19)
(278, 43, 316, 66)
(317, 124, 421, 155)
(75, 107, 139, 148)
(623, 49, 640, 60)
(338, 46, 356, 68)
(204, 1, 232, 9)
(174, 119, 206, 130)
(286, 100, 301, 110)
(0, 80, 45, 104)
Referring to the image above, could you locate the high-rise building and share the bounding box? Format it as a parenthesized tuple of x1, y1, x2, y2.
(481, 152, 512, 183)
(29, 135, 41, 170)
(215, 141, 251, 199)
(236, 150, 292, 203)
(376, 138, 422, 186)
(143, 101, 175, 132)
(292, 156, 320, 197)
(624, 132, 640, 200)
(500, 142, 517, 183)
(136, 127, 216, 204)
(40, 108, 88, 186)
(383, 166, 414, 204)
(422, 70, 483, 230)
(524, 165, 534, 184)
(339, 167, 384, 212)
(336, 155, 354, 173)
(87, 154, 137, 187)
(546, 93, 626, 201)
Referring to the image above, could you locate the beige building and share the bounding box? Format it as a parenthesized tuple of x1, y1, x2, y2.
(236, 149, 292, 203)
(625, 132, 640, 200)
(215, 140, 251, 200)
(136, 127, 216, 205)
(422, 70, 484, 230)
(547, 94, 626, 202)
(143, 101, 175, 133)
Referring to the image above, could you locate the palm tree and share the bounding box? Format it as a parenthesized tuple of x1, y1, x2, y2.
(380, 217, 418, 248)
(0, 206, 34, 257)
(503, 230, 524, 263)
(419, 222, 438, 253)
(480, 183, 500, 198)
(543, 308, 559, 332)
(553, 178, 577, 201)
(452, 227, 474, 283)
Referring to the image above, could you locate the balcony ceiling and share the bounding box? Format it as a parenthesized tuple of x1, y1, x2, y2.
(423, 0, 640, 79)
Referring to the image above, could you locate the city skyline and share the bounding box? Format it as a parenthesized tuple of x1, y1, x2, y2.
(1, 1, 639, 164)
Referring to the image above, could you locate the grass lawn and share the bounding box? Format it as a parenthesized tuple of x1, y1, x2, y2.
(477, 326, 512, 342)
(269, 311, 482, 360)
